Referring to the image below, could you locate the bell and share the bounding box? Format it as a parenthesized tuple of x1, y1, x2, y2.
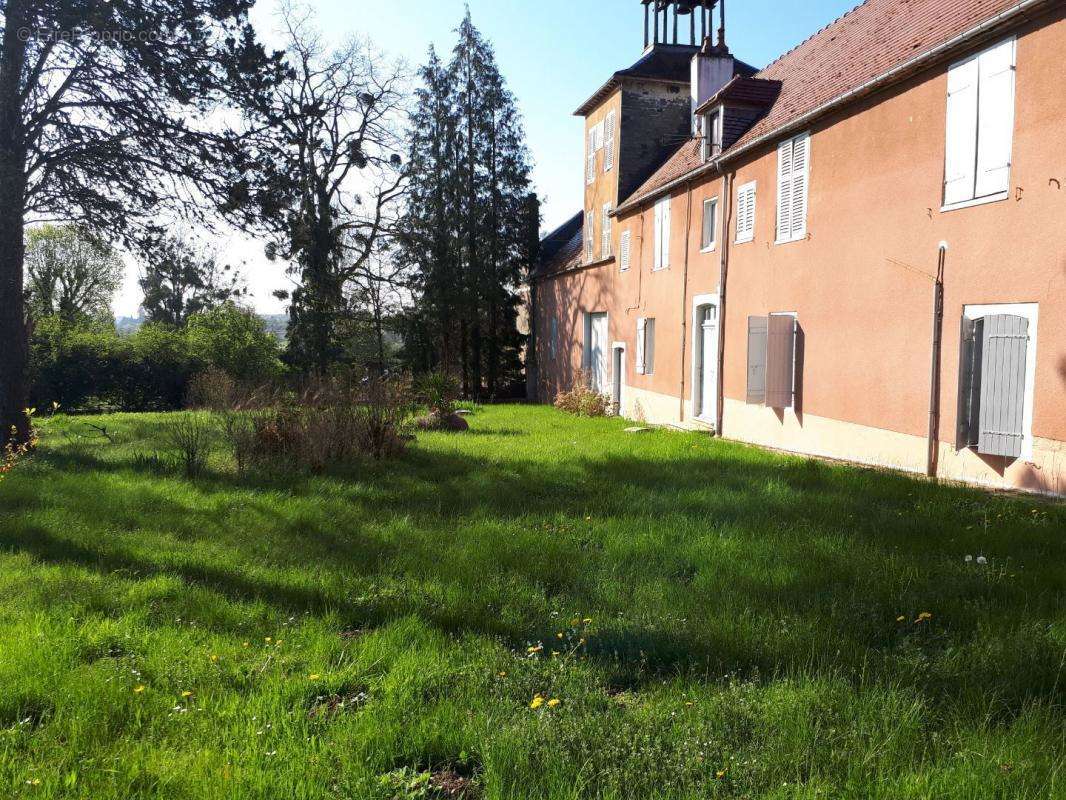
(675, 1, 695, 13)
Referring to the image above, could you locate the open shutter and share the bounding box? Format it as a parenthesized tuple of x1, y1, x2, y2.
(956, 316, 982, 449)
(635, 318, 646, 375)
(776, 139, 793, 242)
(790, 134, 809, 239)
(765, 315, 796, 409)
(747, 316, 768, 404)
(586, 129, 596, 184)
(944, 56, 979, 205)
(661, 198, 671, 268)
(645, 319, 655, 375)
(602, 204, 611, 257)
(977, 314, 1029, 458)
(585, 214, 594, 262)
(604, 111, 616, 172)
(620, 230, 631, 271)
(975, 39, 1015, 198)
(653, 202, 663, 270)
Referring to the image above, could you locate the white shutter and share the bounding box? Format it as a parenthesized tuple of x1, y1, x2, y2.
(653, 202, 662, 270)
(776, 139, 793, 242)
(620, 230, 631, 271)
(660, 197, 671, 268)
(944, 56, 979, 205)
(737, 182, 755, 243)
(975, 39, 1015, 198)
(585, 214, 594, 262)
(601, 204, 612, 257)
(791, 133, 809, 239)
(604, 111, 616, 172)
(635, 318, 646, 374)
(586, 129, 596, 185)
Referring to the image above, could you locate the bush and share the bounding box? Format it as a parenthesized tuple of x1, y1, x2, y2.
(163, 413, 215, 477)
(554, 371, 609, 417)
(413, 372, 468, 432)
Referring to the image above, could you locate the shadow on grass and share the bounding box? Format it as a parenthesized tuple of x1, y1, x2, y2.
(5, 421, 1066, 708)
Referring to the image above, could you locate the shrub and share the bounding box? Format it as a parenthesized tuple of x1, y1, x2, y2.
(554, 371, 610, 417)
(186, 303, 284, 381)
(163, 413, 216, 477)
(416, 372, 460, 417)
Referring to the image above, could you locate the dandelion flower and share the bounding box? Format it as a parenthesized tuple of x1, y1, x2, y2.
(497, 671, 507, 678)
(181, 691, 193, 698)
(527, 644, 543, 654)
(915, 612, 933, 623)
(547, 698, 560, 708)
(530, 696, 544, 710)
(309, 674, 321, 681)
(582, 618, 592, 624)
(210, 654, 219, 662)
(265, 637, 272, 643)
(242, 642, 250, 648)
(896, 615, 905, 622)
(133, 685, 146, 694)
(556, 632, 564, 639)
(716, 770, 726, 779)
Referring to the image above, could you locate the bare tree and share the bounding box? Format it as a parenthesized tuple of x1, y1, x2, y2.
(254, 3, 407, 372)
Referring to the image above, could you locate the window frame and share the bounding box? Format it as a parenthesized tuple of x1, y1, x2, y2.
(700, 196, 719, 253)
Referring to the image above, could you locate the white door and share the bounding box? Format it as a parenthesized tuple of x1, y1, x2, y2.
(698, 306, 718, 421)
(587, 313, 609, 394)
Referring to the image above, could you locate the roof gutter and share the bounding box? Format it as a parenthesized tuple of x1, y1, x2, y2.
(616, 0, 1052, 214)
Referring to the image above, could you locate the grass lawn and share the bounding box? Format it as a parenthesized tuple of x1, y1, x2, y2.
(1, 405, 1064, 799)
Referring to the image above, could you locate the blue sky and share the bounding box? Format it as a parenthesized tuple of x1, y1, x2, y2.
(116, 0, 863, 316)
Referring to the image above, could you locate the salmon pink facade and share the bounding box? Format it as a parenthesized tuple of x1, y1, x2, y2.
(532, 0, 1066, 496)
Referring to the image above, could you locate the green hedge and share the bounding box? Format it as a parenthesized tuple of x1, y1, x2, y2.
(29, 305, 283, 412)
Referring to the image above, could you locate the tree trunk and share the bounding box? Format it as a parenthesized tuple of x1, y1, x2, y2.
(0, 14, 30, 445)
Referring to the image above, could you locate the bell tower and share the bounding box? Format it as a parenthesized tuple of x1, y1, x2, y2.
(641, 0, 724, 51)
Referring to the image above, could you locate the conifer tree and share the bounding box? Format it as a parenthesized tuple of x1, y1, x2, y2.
(402, 11, 538, 398)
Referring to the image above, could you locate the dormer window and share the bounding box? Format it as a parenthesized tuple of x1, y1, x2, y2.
(701, 110, 722, 162)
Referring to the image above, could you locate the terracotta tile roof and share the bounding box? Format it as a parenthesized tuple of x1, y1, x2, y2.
(619, 0, 1043, 211)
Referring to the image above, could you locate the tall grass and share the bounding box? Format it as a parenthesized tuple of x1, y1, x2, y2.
(0, 406, 1062, 799)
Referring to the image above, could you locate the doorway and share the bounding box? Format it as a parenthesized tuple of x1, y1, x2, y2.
(694, 302, 718, 424)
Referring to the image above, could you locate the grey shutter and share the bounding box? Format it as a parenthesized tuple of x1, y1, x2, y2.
(765, 315, 796, 409)
(977, 314, 1029, 458)
(747, 316, 768, 404)
(645, 319, 655, 375)
(956, 317, 981, 449)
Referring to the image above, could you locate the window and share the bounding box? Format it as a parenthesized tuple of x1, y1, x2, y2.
(584, 213, 594, 263)
(604, 111, 616, 172)
(746, 313, 797, 409)
(736, 181, 756, 243)
(944, 38, 1016, 209)
(636, 318, 656, 375)
(776, 132, 809, 243)
(701, 110, 722, 162)
(701, 197, 718, 252)
(620, 229, 632, 271)
(653, 196, 671, 270)
(601, 204, 612, 258)
(957, 303, 1037, 459)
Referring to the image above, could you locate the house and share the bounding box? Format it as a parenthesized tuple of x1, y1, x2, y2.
(531, 0, 1066, 496)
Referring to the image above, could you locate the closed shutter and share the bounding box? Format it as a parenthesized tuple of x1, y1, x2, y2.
(635, 318, 646, 374)
(776, 139, 793, 242)
(975, 39, 1015, 198)
(747, 316, 767, 404)
(602, 204, 611, 257)
(944, 56, 979, 205)
(956, 316, 982, 449)
(645, 319, 655, 375)
(765, 315, 796, 408)
(977, 314, 1029, 458)
(790, 134, 809, 239)
(620, 230, 631, 271)
(604, 111, 616, 172)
